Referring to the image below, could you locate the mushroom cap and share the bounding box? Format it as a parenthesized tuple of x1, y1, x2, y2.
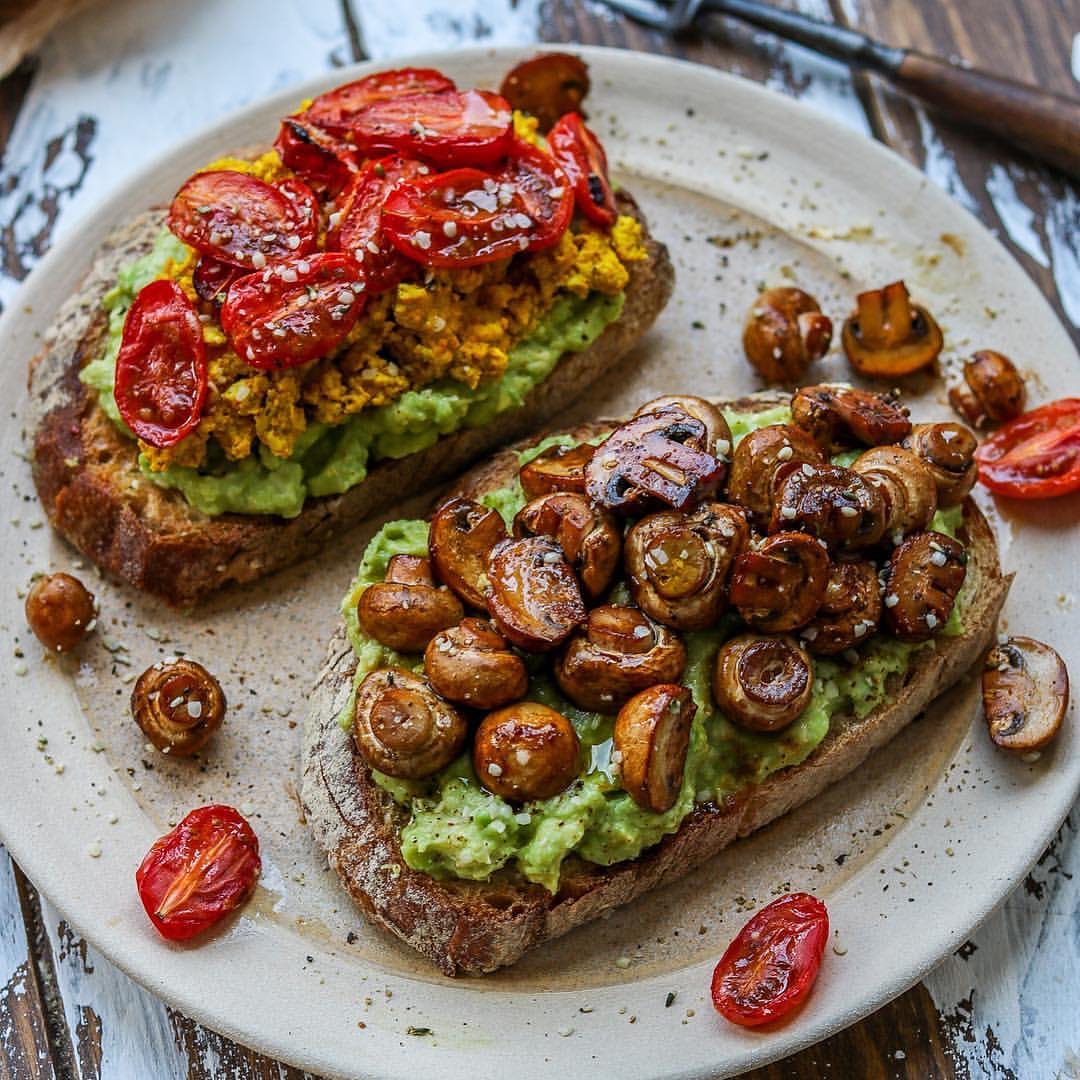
(424, 618, 528, 710)
(634, 395, 733, 461)
(132, 658, 226, 757)
(730, 531, 830, 632)
(726, 423, 826, 523)
(519, 442, 594, 499)
(791, 384, 912, 451)
(852, 445, 938, 538)
(770, 462, 887, 551)
(983, 636, 1069, 756)
(713, 633, 814, 732)
(949, 350, 1026, 426)
(742, 287, 833, 383)
(841, 280, 943, 378)
(428, 496, 509, 610)
(24, 572, 96, 653)
(902, 423, 978, 507)
(883, 530, 967, 642)
(614, 683, 696, 813)
(800, 559, 882, 656)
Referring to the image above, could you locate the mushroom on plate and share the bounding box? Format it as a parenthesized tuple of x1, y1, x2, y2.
(358, 554, 464, 652)
(424, 618, 527, 710)
(742, 287, 833, 383)
(726, 423, 826, 525)
(634, 395, 734, 461)
(882, 531, 967, 642)
(729, 531, 829, 632)
(770, 462, 887, 551)
(473, 702, 581, 801)
(24, 572, 96, 653)
(982, 636, 1069, 757)
(841, 280, 943, 378)
(428, 496, 509, 610)
(713, 633, 814, 732)
(132, 658, 226, 757)
(852, 446, 938, 539)
(949, 350, 1026, 427)
(901, 422, 978, 507)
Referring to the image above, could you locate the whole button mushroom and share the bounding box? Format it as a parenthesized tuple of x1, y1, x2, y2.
(514, 492, 621, 602)
(882, 531, 967, 642)
(901, 422, 978, 507)
(841, 280, 943, 379)
(428, 496, 509, 610)
(634, 395, 734, 462)
(624, 502, 749, 630)
(713, 634, 814, 733)
(424, 618, 527, 710)
(982, 636, 1069, 758)
(949, 350, 1026, 427)
(726, 424, 826, 525)
(555, 605, 687, 713)
(519, 442, 594, 499)
(358, 554, 464, 653)
(800, 560, 882, 656)
(791, 385, 912, 451)
(770, 462, 887, 551)
(613, 683, 697, 813)
(852, 446, 938, 540)
(729, 531, 829, 632)
(473, 702, 581, 802)
(25, 572, 97, 653)
(132, 659, 226, 757)
(742, 287, 833, 383)
(487, 537, 586, 652)
(352, 668, 468, 780)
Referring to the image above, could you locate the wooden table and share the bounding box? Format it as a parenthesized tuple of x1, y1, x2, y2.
(1, 1, 1077, 1076)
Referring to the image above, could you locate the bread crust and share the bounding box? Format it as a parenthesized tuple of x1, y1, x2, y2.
(301, 392, 1010, 976)
(28, 193, 672, 607)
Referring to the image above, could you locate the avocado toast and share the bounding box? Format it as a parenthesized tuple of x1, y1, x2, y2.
(302, 390, 1009, 976)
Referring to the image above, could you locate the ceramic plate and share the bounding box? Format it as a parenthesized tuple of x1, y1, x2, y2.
(1, 46, 1077, 1080)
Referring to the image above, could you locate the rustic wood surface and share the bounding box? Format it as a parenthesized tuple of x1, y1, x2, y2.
(0, 1, 1077, 1077)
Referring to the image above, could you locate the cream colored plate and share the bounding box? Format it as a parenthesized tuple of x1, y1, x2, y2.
(1, 46, 1077, 1080)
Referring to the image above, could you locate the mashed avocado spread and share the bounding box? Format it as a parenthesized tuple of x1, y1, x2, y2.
(339, 410, 967, 892)
(81, 232, 625, 518)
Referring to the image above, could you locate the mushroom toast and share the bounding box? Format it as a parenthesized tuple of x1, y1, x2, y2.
(302, 388, 1009, 975)
(27, 58, 671, 606)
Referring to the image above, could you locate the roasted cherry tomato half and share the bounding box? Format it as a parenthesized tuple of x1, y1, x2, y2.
(275, 175, 320, 235)
(303, 67, 455, 134)
(220, 251, 367, 370)
(326, 155, 426, 295)
(191, 256, 244, 307)
(711, 892, 829, 1027)
(274, 116, 359, 195)
(549, 111, 616, 227)
(383, 141, 572, 267)
(135, 804, 260, 942)
(975, 398, 1080, 499)
(167, 170, 317, 270)
(115, 280, 207, 448)
(333, 88, 513, 167)
(499, 52, 590, 132)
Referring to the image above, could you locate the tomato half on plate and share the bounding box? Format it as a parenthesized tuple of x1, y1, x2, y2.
(304, 67, 455, 133)
(274, 116, 359, 195)
(115, 279, 207, 449)
(548, 111, 617, 227)
(136, 805, 261, 942)
(168, 170, 318, 270)
(221, 251, 367, 370)
(382, 141, 573, 267)
(326, 155, 426, 295)
(975, 398, 1080, 499)
(712, 892, 830, 1027)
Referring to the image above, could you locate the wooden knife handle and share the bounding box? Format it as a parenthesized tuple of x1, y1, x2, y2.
(894, 51, 1080, 180)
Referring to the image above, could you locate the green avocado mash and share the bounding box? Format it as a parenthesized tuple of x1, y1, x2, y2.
(339, 408, 969, 892)
(81, 230, 625, 518)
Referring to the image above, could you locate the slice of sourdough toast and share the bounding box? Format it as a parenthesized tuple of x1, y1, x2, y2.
(301, 391, 1010, 976)
(28, 191, 671, 607)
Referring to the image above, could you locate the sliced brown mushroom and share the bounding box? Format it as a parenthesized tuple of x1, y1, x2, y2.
(729, 531, 829, 632)
(882, 531, 967, 642)
(473, 702, 581, 801)
(742, 287, 833, 383)
(585, 406, 724, 515)
(131, 659, 226, 757)
(487, 537, 587, 652)
(352, 668, 468, 780)
(770, 462, 887, 550)
(841, 280, 943, 379)
(726, 423, 826, 525)
(791, 385, 912, 451)
(555, 605, 687, 713)
(357, 554, 465, 652)
(949, 350, 1027, 427)
(624, 502, 749, 630)
(713, 634, 814, 732)
(852, 446, 938, 539)
(982, 636, 1069, 758)
(428, 496, 509, 610)
(514, 492, 621, 601)
(613, 683, 696, 813)
(634, 395, 734, 461)
(800, 559, 882, 656)
(424, 618, 528, 710)
(519, 442, 594, 499)
(901, 422, 978, 507)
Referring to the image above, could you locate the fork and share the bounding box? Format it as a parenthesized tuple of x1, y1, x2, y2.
(598, 0, 1080, 180)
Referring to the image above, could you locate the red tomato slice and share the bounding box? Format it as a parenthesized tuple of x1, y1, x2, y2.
(975, 398, 1080, 499)
(336, 88, 513, 167)
(136, 805, 260, 942)
(167, 170, 317, 270)
(115, 280, 207, 449)
(548, 111, 617, 227)
(192, 256, 244, 307)
(220, 251, 367, 370)
(712, 892, 829, 1027)
(326, 155, 426, 295)
(304, 67, 455, 132)
(275, 176, 320, 235)
(274, 116, 359, 195)
(382, 141, 573, 267)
